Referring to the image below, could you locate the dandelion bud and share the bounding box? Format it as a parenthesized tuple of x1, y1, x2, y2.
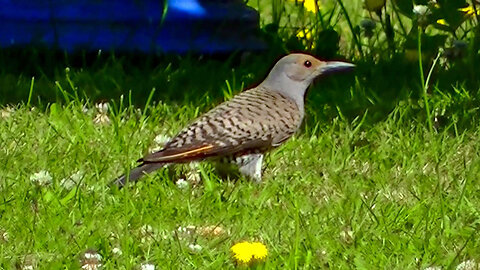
(360, 19, 376, 38)
(364, 0, 386, 12)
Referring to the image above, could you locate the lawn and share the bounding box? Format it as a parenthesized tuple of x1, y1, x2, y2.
(1, 73, 480, 269)
(1, 0, 480, 269)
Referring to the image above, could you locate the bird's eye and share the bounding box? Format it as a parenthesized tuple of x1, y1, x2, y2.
(304, 60, 312, 68)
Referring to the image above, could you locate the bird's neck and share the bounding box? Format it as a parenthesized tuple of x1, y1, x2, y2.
(259, 72, 309, 114)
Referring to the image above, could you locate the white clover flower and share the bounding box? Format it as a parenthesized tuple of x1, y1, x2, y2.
(140, 224, 154, 236)
(177, 225, 195, 234)
(185, 170, 201, 185)
(95, 102, 109, 114)
(154, 134, 170, 146)
(188, 243, 203, 253)
(175, 225, 195, 240)
(109, 232, 119, 241)
(413, 5, 430, 16)
(112, 247, 122, 256)
(413, 4, 431, 26)
(0, 106, 14, 119)
(93, 113, 111, 125)
(20, 254, 37, 270)
(81, 263, 102, 270)
(424, 266, 442, 270)
(140, 263, 155, 270)
(92, 102, 110, 125)
(60, 171, 83, 189)
(140, 224, 156, 243)
(339, 229, 354, 244)
(80, 250, 102, 270)
(149, 134, 171, 153)
(1, 230, 8, 242)
(83, 252, 102, 261)
(176, 178, 189, 189)
(30, 170, 52, 186)
(82, 104, 90, 114)
(457, 260, 478, 270)
(21, 260, 36, 269)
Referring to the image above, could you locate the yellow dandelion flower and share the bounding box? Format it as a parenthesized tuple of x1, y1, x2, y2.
(459, 6, 480, 16)
(250, 242, 268, 260)
(296, 28, 316, 48)
(296, 28, 312, 40)
(436, 19, 448, 26)
(291, 0, 319, 13)
(231, 242, 253, 264)
(231, 241, 268, 265)
(303, 0, 318, 13)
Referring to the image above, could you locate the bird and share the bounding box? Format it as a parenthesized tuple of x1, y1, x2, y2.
(113, 53, 354, 187)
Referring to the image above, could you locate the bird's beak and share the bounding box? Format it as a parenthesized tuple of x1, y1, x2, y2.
(319, 61, 355, 75)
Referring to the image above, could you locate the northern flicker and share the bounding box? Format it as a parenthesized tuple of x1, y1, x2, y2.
(113, 53, 354, 186)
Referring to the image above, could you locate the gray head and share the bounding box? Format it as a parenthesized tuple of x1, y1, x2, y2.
(260, 53, 355, 112)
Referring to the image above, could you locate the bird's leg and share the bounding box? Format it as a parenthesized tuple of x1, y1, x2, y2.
(237, 153, 264, 182)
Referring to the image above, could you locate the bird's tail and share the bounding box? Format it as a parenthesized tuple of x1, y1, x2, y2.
(112, 163, 165, 188)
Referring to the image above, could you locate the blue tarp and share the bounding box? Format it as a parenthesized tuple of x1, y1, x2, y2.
(0, 0, 264, 53)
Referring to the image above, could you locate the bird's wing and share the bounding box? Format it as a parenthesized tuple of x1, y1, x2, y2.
(141, 137, 271, 163)
(142, 88, 301, 164)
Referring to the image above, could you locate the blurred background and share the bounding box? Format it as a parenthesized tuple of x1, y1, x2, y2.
(0, 0, 479, 126)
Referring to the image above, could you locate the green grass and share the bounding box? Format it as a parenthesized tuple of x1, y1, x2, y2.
(1, 1, 479, 269)
(1, 87, 480, 268)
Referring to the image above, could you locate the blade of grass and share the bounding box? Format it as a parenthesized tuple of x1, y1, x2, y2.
(142, 87, 156, 119)
(55, 81, 71, 103)
(417, 28, 432, 133)
(335, 0, 363, 57)
(27, 76, 35, 107)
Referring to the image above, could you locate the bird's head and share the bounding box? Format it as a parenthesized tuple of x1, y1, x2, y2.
(260, 53, 355, 109)
(275, 53, 355, 83)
